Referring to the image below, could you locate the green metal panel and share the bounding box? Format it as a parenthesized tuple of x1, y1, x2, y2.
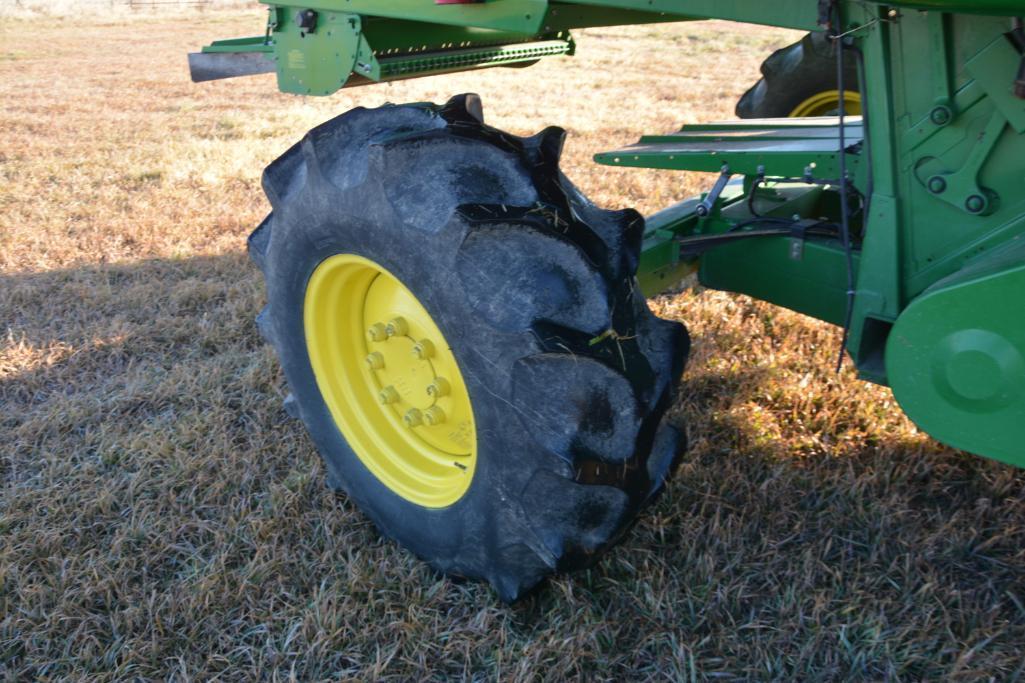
(262, 0, 549, 34)
(271, 10, 376, 95)
(886, 0, 1025, 15)
(886, 240, 1025, 468)
(201, 36, 273, 54)
(966, 36, 1025, 134)
(199, 7, 575, 95)
(554, 0, 822, 31)
(596, 119, 864, 181)
(701, 238, 861, 326)
(696, 184, 861, 326)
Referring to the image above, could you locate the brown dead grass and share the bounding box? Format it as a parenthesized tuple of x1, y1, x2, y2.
(2, 9, 1024, 681)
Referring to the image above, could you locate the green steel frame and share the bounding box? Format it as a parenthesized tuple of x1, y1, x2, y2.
(194, 1, 1025, 467)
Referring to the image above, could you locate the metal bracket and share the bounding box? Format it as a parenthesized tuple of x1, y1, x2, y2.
(789, 219, 820, 260)
(695, 164, 732, 217)
(272, 12, 381, 95)
(922, 111, 1006, 216)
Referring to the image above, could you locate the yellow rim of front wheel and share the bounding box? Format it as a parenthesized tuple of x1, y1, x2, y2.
(788, 90, 863, 117)
(304, 254, 477, 508)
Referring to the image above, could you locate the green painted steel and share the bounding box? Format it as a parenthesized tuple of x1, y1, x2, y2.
(263, 6, 574, 95)
(590, 5, 1025, 462)
(270, 10, 378, 95)
(697, 185, 861, 327)
(886, 240, 1025, 468)
(555, 0, 821, 31)
(886, 0, 1025, 15)
(270, 0, 549, 33)
(198, 6, 576, 95)
(596, 119, 865, 183)
(196, 2, 1025, 464)
(202, 36, 272, 54)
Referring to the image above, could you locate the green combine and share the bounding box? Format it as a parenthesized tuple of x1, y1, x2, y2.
(191, 0, 1025, 600)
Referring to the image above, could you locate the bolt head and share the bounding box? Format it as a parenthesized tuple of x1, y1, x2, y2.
(965, 195, 986, 213)
(424, 406, 446, 426)
(403, 409, 423, 427)
(385, 317, 408, 337)
(928, 176, 947, 194)
(378, 386, 399, 405)
(930, 106, 952, 126)
(367, 323, 388, 342)
(412, 338, 435, 360)
(365, 352, 385, 370)
(426, 377, 451, 398)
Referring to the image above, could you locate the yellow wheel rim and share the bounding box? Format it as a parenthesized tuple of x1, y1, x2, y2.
(788, 90, 863, 117)
(304, 254, 477, 508)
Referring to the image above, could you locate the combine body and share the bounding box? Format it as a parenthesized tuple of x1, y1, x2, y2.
(193, 1, 1025, 597)
(196, 1, 1025, 466)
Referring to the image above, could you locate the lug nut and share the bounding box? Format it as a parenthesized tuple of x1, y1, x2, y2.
(412, 338, 435, 360)
(365, 352, 385, 370)
(367, 323, 388, 342)
(424, 406, 446, 426)
(403, 408, 423, 427)
(385, 317, 408, 337)
(426, 377, 451, 398)
(378, 386, 400, 405)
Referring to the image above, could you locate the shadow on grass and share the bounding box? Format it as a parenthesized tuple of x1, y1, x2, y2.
(0, 254, 277, 482)
(2, 257, 1025, 679)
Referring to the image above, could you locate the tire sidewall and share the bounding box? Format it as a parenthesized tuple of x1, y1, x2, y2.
(264, 189, 514, 565)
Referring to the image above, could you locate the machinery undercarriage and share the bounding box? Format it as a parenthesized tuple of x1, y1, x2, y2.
(192, 0, 1025, 597)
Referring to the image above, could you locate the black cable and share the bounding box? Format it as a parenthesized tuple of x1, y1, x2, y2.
(728, 216, 796, 232)
(833, 3, 857, 373)
(677, 221, 842, 257)
(845, 43, 873, 240)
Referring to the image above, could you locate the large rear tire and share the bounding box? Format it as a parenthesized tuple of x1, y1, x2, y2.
(736, 32, 861, 118)
(249, 95, 690, 600)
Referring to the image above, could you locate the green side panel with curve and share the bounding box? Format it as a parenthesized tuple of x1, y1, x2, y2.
(886, 241, 1025, 467)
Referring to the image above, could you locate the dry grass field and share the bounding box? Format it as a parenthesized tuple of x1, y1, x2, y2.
(2, 6, 1025, 680)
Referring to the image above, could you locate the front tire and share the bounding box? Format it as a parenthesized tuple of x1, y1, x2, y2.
(249, 95, 690, 600)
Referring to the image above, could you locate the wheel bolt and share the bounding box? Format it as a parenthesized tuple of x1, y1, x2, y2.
(403, 408, 423, 427)
(386, 317, 408, 337)
(367, 323, 388, 342)
(378, 386, 400, 405)
(412, 338, 435, 360)
(426, 377, 450, 398)
(365, 352, 385, 370)
(424, 406, 446, 426)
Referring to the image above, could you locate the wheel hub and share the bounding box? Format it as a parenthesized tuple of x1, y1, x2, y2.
(789, 90, 863, 117)
(304, 254, 476, 507)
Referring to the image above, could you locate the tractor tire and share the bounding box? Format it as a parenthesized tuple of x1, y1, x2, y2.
(249, 94, 690, 601)
(736, 32, 861, 118)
